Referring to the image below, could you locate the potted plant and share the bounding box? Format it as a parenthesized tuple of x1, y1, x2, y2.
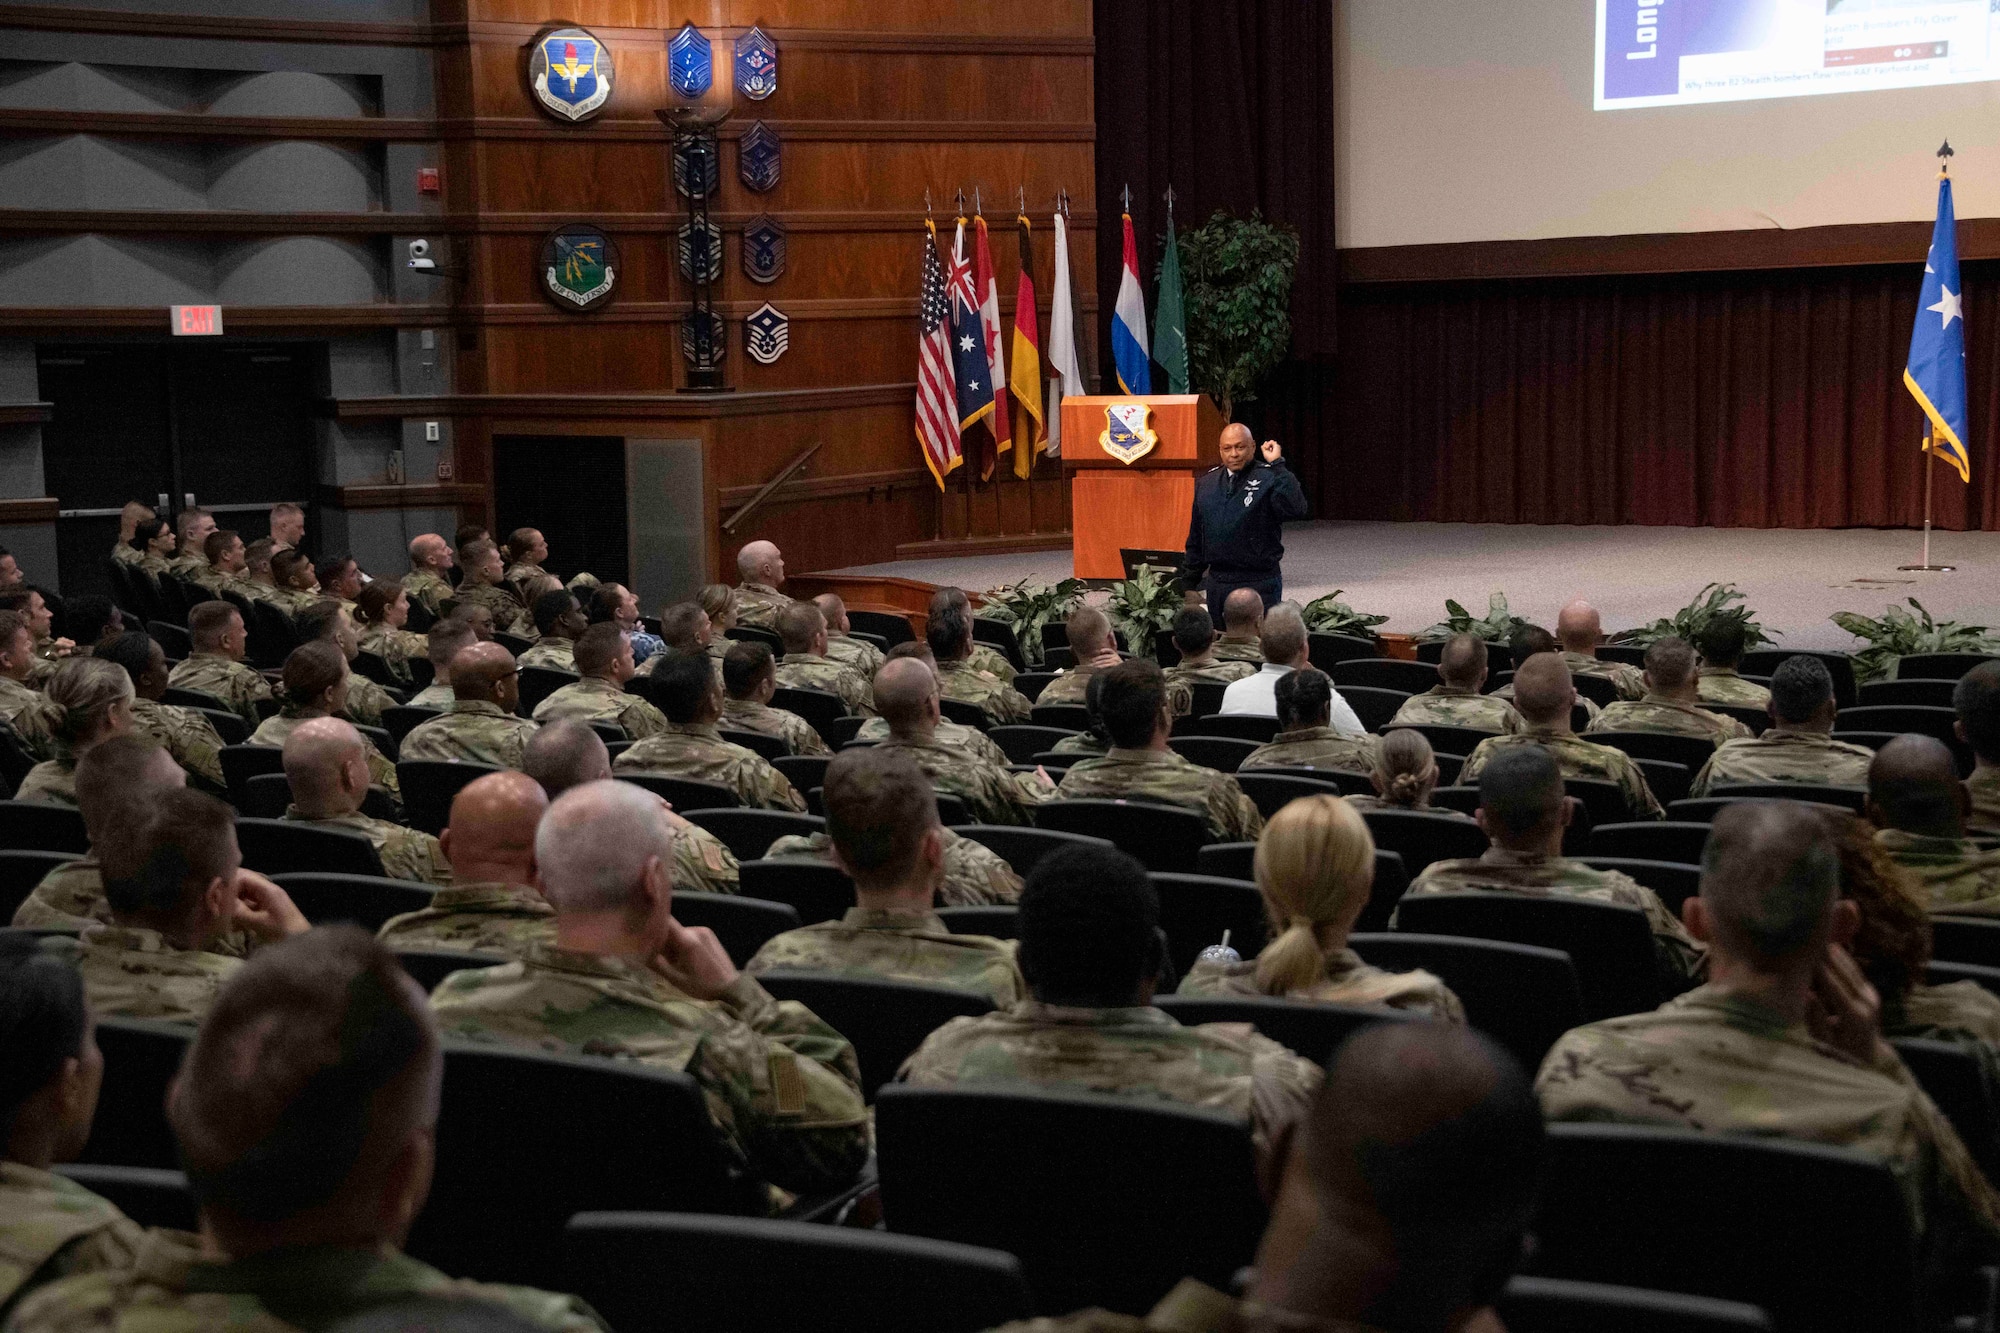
(1178, 210, 1300, 420)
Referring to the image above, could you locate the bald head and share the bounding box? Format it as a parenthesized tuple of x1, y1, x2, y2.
(1698, 801, 1842, 969)
(1509, 653, 1574, 728)
(1223, 587, 1266, 635)
(1555, 601, 1602, 653)
(282, 716, 368, 817)
(1253, 1023, 1543, 1327)
(812, 593, 848, 633)
(450, 642, 518, 709)
(1868, 733, 1966, 838)
(736, 540, 782, 586)
(536, 780, 674, 915)
(874, 656, 939, 737)
(441, 771, 546, 886)
(522, 719, 612, 799)
(409, 533, 450, 572)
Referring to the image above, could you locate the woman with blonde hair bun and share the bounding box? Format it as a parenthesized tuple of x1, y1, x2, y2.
(1345, 728, 1472, 820)
(15, 658, 136, 805)
(1178, 793, 1464, 1019)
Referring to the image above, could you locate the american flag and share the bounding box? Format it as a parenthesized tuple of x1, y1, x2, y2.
(914, 221, 962, 489)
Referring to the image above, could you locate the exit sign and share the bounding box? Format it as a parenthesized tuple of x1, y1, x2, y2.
(171, 305, 222, 336)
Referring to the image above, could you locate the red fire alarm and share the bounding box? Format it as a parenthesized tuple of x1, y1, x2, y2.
(416, 167, 441, 194)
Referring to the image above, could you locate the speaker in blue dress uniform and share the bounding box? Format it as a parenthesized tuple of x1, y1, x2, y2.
(1183, 423, 1309, 625)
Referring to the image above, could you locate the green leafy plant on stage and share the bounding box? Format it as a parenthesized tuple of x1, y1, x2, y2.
(1105, 564, 1183, 661)
(1613, 583, 1777, 652)
(1829, 598, 2000, 684)
(980, 576, 1085, 668)
(1178, 210, 1299, 419)
(1302, 590, 1390, 640)
(1416, 592, 1531, 644)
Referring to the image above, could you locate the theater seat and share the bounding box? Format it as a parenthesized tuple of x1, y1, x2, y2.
(684, 808, 824, 861)
(1928, 916, 2000, 969)
(1166, 735, 1259, 773)
(1232, 770, 1346, 819)
(1348, 932, 1582, 1071)
(1590, 821, 1709, 865)
(0, 800, 89, 855)
(397, 760, 503, 835)
(1497, 1277, 1772, 1333)
(616, 773, 740, 812)
(1579, 858, 1702, 913)
(270, 872, 432, 932)
(1153, 995, 1412, 1065)
(1707, 783, 1866, 813)
(78, 1017, 192, 1170)
(1150, 872, 1269, 978)
(0, 848, 76, 921)
(234, 818, 385, 879)
(935, 905, 1018, 939)
(718, 727, 789, 762)
(1359, 808, 1487, 876)
(670, 891, 799, 966)
(1392, 890, 1661, 1021)
(1889, 1036, 2000, 1182)
(736, 858, 853, 926)
(947, 824, 1112, 877)
(755, 971, 994, 1100)
(1034, 799, 1208, 872)
(52, 1165, 197, 1234)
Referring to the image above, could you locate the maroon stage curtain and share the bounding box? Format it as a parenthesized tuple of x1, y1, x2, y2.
(1333, 262, 2000, 532)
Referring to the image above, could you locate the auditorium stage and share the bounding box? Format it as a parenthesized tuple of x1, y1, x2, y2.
(831, 522, 2000, 653)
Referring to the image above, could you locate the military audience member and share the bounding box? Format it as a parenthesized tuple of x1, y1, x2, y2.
(444, 601, 496, 643)
(404, 533, 457, 616)
(130, 516, 176, 576)
(533, 622, 668, 740)
(1389, 632, 1521, 734)
(99, 633, 224, 790)
(409, 618, 477, 710)
(167, 600, 271, 726)
(1489, 624, 1602, 725)
(719, 641, 828, 756)
(899, 843, 1319, 1175)
(1403, 745, 1703, 990)
(12, 736, 184, 932)
(928, 593, 1033, 726)
(252, 641, 402, 799)
(60, 597, 123, 662)
(15, 658, 135, 807)
(1957, 661, 2000, 836)
(518, 590, 586, 672)
(1344, 728, 1472, 820)
(282, 717, 450, 886)
(187, 529, 246, 596)
(502, 527, 550, 588)
(296, 598, 399, 728)
(401, 642, 539, 769)
(1460, 654, 1662, 820)
(771, 602, 875, 717)
(585, 584, 660, 664)
(746, 747, 1024, 1007)
(1210, 588, 1267, 665)
(1162, 606, 1257, 691)
(0, 609, 57, 759)
(267, 548, 321, 614)
(855, 643, 1016, 765)
(1179, 794, 1463, 1019)
(731, 540, 791, 629)
(1033, 606, 1127, 708)
(454, 522, 490, 553)
(108, 501, 152, 569)
(240, 537, 282, 602)
(0, 939, 148, 1314)
(812, 593, 886, 677)
(81, 789, 308, 1023)
(1690, 655, 1873, 796)
(1241, 668, 1378, 773)
(1695, 616, 1772, 708)
(868, 657, 1052, 826)
(1867, 734, 2000, 915)
(1555, 599, 1645, 701)
(762, 820, 1023, 909)
(522, 719, 740, 896)
(166, 506, 214, 579)
(453, 539, 533, 637)
(9, 928, 608, 1333)
(1056, 659, 1263, 842)
(0, 589, 75, 685)
(379, 770, 553, 956)
(1221, 604, 1362, 732)
(612, 651, 804, 811)
(429, 779, 870, 1198)
(317, 555, 364, 607)
(355, 580, 428, 686)
(267, 500, 306, 553)
(1586, 635, 1751, 745)
(1536, 801, 2000, 1269)
(929, 587, 1018, 683)
(699, 584, 742, 660)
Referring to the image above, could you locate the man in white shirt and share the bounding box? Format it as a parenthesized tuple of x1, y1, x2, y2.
(1218, 602, 1365, 735)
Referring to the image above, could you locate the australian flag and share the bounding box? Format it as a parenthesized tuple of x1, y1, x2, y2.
(946, 219, 994, 433)
(1906, 173, 1971, 483)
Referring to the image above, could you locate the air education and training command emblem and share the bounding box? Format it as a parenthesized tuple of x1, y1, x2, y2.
(529, 27, 613, 123)
(1100, 402, 1159, 465)
(538, 225, 619, 313)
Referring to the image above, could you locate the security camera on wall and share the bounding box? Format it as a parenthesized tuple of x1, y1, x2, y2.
(407, 239, 438, 272)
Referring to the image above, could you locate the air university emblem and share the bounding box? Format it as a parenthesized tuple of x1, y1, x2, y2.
(538, 225, 618, 312)
(742, 215, 785, 283)
(668, 23, 713, 98)
(528, 27, 612, 123)
(677, 217, 723, 283)
(734, 26, 778, 100)
(739, 121, 781, 193)
(1100, 402, 1158, 465)
(745, 304, 788, 364)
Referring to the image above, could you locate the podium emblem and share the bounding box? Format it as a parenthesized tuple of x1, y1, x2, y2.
(1099, 402, 1158, 465)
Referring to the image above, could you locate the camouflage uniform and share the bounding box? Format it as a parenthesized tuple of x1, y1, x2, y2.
(135, 551, 172, 579)
(967, 644, 1017, 686)
(772, 654, 874, 717)
(1163, 656, 1257, 690)
(0, 675, 56, 759)
(1563, 650, 1645, 701)
(404, 567, 454, 616)
(341, 674, 399, 729)
(1178, 947, 1465, 1022)
(724, 697, 831, 757)
(1689, 728, 1875, 797)
(6, 1228, 607, 1333)
(824, 631, 885, 678)
(454, 581, 533, 637)
(283, 806, 449, 886)
(873, 734, 1051, 827)
(1040, 665, 1192, 717)
(614, 723, 805, 812)
(378, 879, 554, 957)
(854, 715, 1006, 765)
(251, 711, 400, 797)
(732, 582, 792, 630)
(764, 829, 1022, 907)
(503, 560, 549, 589)
(518, 637, 577, 672)
(899, 1001, 1321, 1168)
(265, 585, 320, 617)
(1461, 728, 1664, 820)
(746, 906, 1025, 1008)
(1240, 726, 1379, 774)
(74, 925, 241, 1024)
(400, 701, 539, 770)
(14, 759, 77, 807)
(1587, 694, 1751, 745)
(1492, 680, 1604, 726)
(129, 698, 225, 788)
(167, 653, 271, 727)
(1049, 732, 1109, 757)
(938, 658, 1034, 726)
(1965, 766, 2000, 838)
(108, 542, 140, 569)
(672, 820, 743, 895)
(1697, 667, 1772, 708)
(1210, 634, 1263, 665)
(358, 624, 427, 685)
(431, 947, 870, 1196)
(533, 677, 670, 740)
(1402, 847, 1704, 990)
(1536, 985, 2000, 1258)
(1342, 792, 1476, 821)
(1388, 685, 1522, 735)
(407, 682, 455, 711)
(1876, 828, 2000, 916)
(0, 1163, 148, 1313)
(11, 858, 101, 931)
(1055, 748, 1264, 842)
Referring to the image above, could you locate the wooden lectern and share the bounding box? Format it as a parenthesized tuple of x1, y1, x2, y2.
(1060, 394, 1223, 579)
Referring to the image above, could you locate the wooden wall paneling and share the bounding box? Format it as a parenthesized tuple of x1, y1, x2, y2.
(458, 3, 1090, 37)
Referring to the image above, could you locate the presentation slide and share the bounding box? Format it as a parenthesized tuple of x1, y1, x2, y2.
(1598, 0, 2000, 109)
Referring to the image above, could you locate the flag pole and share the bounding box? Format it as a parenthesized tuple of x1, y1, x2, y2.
(1899, 430, 1956, 571)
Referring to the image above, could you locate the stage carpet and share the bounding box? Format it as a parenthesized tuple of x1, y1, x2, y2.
(831, 522, 2000, 652)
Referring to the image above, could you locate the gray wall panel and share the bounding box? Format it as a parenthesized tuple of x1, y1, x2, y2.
(214, 236, 381, 305)
(208, 140, 379, 212)
(206, 70, 376, 116)
(0, 523, 61, 588)
(626, 439, 707, 611)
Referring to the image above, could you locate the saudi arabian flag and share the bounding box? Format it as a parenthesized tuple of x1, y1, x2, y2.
(1154, 212, 1189, 394)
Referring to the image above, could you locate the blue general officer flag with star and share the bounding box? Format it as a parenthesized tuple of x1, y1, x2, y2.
(1906, 174, 1972, 483)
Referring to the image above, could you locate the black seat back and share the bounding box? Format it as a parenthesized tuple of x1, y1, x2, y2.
(1739, 649, 1858, 709)
(756, 971, 994, 1100)
(875, 1084, 1266, 1316)
(1306, 633, 1378, 672)
(1583, 730, 1719, 773)
(1349, 932, 1583, 1070)
(988, 725, 1080, 764)
(1149, 872, 1269, 978)
(53, 1164, 198, 1233)
(1231, 771, 1345, 820)
(389, 948, 501, 994)
(270, 872, 433, 931)
(1165, 735, 1259, 773)
(670, 891, 800, 966)
(1175, 712, 1281, 742)
(1033, 799, 1209, 872)
(393, 759, 504, 836)
(1359, 808, 1487, 875)
(846, 609, 916, 648)
(1590, 820, 1709, 864)
(1857, 679, 1958, 708)
(936, 905, 1019, 939)
(0, 848, 77, 920)
(685, 808, 825, 861)
(517, 665, 578, 716)
(616, 772, 742, 812)
(948, 824, 1111, 877)
(1382, 722, 1503, 757)
(1497, 1276, 1773, 1333)
(770, 687, 849, 746)
(1929, 915, 2000, 969)
(737, 858, 854, 925)
(1889, 1036, 2000, 1182)
(79, 1017, 193, 1169)
(1332, 658, 1439, 694)
(381, 704, 441, 744)
(1392, 891, 1661, 1020)
(718, 727, 789, 761)
(234, 818, 385, 879)
(1152, 995, 1412, 1065)
(1708, 783, 1866, 812)
(1579, 857, 1702, 913)
(772, 753, 833, 796)
(1897, 652, 1999, 680)
(937, 697, 991, 731)
(0, 800, 89, 854)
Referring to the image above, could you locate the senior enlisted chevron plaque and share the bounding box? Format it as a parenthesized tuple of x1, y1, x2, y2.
(678, 217, 723, 283)
(668, 23, 713, 98)
(742, 215, 785, 283)
(739, 121, 781, 193)
(734, 26, 778, 100)
(745, 304, 788, 364)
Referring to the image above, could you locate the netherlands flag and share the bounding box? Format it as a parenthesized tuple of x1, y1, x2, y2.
(1111, 209, 1151, 395)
